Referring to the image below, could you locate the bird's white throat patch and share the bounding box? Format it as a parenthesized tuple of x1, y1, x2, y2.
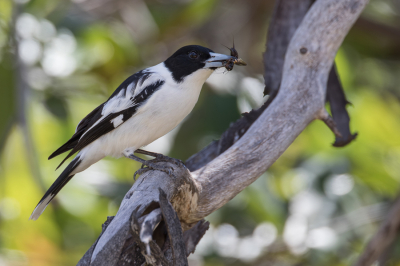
(180, 68, 214, 88)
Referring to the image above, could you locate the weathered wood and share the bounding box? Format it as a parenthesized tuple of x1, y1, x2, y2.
(263, 0, 314, 96)
(185, 140, 219, 171)
(159, 188, 188, 266)
(186, 0, 313, 171)
(183, 220, 209, 255)
(139, 208, 162, 255)
(77, 216, 115, 266)
(354, 195, 400, 266)
(186, 0, 358, 171)
(80, 0, 368, 265)
(130, 209, 170, 266)
(190, 0, 368, 220)
(89, 163, 195, 265)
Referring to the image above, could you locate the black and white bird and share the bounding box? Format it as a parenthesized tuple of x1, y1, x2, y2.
(30, 45, 239, 220)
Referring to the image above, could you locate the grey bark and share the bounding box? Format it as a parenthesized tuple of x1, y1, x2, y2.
(354, 195, 400, 266)
(186, 0, 356, 173)
(191, 0, 367, 220)
(263, 0, 314, 96)
(159, 188, 188, 266)
(186, 0, 314, 172)
(78, 0, 368, 265)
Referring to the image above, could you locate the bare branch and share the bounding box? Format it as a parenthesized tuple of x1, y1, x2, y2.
(187, 0, 357, 173)
(77, 216, 115, 266)
(80, 0, 368, 264)
(317, 108, 343, 138)
(354, 196, 400, 266)
(140, 208, 162, 255)
(130, 210, 170, 266)
(87, 163, 195, 265)
(191, 0, 368, 219)
(263, 0, 314, 96)
(159, 188, 188, 266)
(183, 220, 209, 256)
(326, 66, 358, 146)
(186, 0, 314, 171)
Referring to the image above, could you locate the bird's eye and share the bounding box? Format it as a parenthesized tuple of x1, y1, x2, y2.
(188, 51, 198, 59)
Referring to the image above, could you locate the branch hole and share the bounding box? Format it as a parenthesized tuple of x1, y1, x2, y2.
(142, 201, 160, 216)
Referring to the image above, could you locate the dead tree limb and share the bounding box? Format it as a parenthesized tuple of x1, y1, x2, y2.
(354, 195, 400, 266)
(186, 0, 314, 171)
(262, 0, 357, 147)
(191, 0, 367, 219)
(263, 0, 313, 97)
(326, 65, 358, 146)
(185, 0, 356, 173)
(158, 188, 188, 266)
(78, 0, 368, 265)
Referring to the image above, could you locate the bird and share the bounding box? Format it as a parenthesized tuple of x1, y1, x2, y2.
(30, 45, 239, 220)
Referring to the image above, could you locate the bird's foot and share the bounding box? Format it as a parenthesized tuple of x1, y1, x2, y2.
(149, 155, 185, 169)
(135, 149, 186, 168)
(125, 150, 185, 180)
(132, 158, 175, 180)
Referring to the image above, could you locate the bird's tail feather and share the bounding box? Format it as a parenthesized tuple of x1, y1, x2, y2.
(29, 155, 82, 220)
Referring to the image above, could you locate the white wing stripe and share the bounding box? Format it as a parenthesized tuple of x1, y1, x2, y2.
(110, 114, 124, 128)
(79, 71, 165, 140)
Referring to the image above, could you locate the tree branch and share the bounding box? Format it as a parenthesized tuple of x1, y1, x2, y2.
(159, 188, 188, 266)
(186, 0, 357, 173)
(326, 65, 358, 146)
(191, 0, 368, 219)
(79, 0, 368, 264)
(354, 195, 400, 266)
(263, 0, 313, 96)
(186, 0, 314, 172)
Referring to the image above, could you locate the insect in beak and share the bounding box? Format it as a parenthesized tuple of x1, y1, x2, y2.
(222, 39, 247, 71)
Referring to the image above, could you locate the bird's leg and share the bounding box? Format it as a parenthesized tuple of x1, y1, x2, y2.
(124, 151, 175, 180)
(135, 149, 185, 168)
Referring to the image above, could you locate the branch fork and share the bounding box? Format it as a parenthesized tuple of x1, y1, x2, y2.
(78, 0, 368, 264)
(317, 108, 343, 138)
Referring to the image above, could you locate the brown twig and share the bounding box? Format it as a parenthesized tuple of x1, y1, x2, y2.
(326, 65, 357, 146)
(317, 108, 343, 138)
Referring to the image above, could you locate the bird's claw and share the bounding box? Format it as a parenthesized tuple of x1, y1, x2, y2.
(133, 168, 146, 180)
(133, 164, 176, 180)
(153, 155, 186, 169)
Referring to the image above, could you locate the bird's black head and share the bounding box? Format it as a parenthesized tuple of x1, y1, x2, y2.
(164, 45, 235, 83)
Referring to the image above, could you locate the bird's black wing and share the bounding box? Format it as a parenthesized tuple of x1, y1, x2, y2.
(50, 70, 165, 169)
(48, 103, 105, 159)
(48, 72, 152, 160)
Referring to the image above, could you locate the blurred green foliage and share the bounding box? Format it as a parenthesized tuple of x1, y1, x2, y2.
(1, 0, 400, 265)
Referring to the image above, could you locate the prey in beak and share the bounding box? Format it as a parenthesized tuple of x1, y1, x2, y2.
(204, 43, 247, 71)
(204, 53, 237, 69)
(223, 42, 247, 71)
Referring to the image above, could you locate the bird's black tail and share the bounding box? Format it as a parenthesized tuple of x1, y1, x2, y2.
(29, 156, 82, 220)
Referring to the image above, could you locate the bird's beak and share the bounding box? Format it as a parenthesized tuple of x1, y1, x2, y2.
(204, 53, 236, 69)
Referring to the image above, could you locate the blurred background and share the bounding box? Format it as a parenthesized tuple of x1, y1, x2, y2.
(1, 0, 400, 265)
